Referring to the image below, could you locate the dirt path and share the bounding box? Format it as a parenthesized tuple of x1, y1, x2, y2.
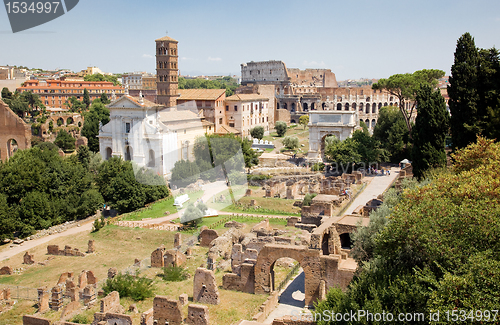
(0, 220, 94, 262)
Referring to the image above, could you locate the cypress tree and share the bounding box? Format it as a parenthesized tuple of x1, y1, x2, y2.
(448, 33, 479, 150)
(411, 85, 449, 179)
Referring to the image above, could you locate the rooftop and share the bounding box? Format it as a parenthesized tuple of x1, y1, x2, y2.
(178, 89, 226, 101)
(225, 94, 269, 101)
(155, 35, 178, 42)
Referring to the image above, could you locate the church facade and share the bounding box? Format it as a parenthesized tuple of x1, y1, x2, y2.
(98, 93, 213, 178)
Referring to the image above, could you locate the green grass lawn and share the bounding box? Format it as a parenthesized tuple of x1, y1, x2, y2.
(120, 190, 204, 221)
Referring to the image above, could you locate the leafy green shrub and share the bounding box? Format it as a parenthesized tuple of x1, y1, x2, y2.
(311, 162, 325, 171)
(102, 273, 154, 301)
(54, 130, 75, 152)
(250, 126, 265, 140)
(71, 314, 90, 324)
(247, 174, 272, 181)
(159, 265, 189, 282)
(282, 136, 299, 149)
(302, 193, 317, 206)
(91, 216, 105, 232)
(275, 121, 287, 137)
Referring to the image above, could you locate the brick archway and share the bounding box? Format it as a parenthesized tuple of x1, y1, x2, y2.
(254, 244, 321, 307)
(0, 100, 31, 162)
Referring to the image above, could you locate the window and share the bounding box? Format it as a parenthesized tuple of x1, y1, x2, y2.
(226, 105, 229, 111)
(219, 118, 223, 124)
(125, 122, 131, 133)
(234, 105, 237, 111)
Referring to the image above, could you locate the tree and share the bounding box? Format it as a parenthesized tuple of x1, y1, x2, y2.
(324, 137, 361, 167)
(64, 96, 86, 112)
(372, 69, 445, 136)
(299, 115, 309, 129)
(351, 128, 382, 164)
(282, 136, 299, 149)
(448, 33, 480, 150)
(316, 138, 500, 322)
(275, 121, 287, 137)
(411, 85, 449, 179)
(180, 203, 203, 227)
(54, 130, 76, 152)
(170, 160, 200, 188)
(1, 87, 12, 100)
(81, 101, 110, 152)
(84, 73, 120, 86)
(100, 92, 110, 104)
(372, 106, 410, 162)
(83, 88, 91, 109)
(250, 126, 264, 140)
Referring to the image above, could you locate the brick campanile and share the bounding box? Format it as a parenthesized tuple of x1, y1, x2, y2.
(155, 35, 179, 108)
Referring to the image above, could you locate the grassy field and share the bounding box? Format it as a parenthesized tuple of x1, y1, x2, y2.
(0, 213, 308, 325)
(120, 190, 204, 221)
(263, 125, 310, 157)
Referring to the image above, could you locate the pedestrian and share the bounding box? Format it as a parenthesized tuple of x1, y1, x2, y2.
(387, 170, 390, 176)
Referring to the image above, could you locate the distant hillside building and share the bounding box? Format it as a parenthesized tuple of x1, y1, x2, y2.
(240, 60, 398, 131)
(17, 79, 124, 108)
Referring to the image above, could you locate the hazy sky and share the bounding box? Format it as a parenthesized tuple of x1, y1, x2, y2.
(1, 0, 500, 80)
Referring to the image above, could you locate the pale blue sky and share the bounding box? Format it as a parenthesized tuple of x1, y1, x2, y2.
(1, 0, 500, 80)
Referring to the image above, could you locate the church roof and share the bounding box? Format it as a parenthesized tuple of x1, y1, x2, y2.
(159, 109, 202, 123)
(216, 124, 240, 135)
(107, 95, 162, 109)
(225, 94, 269, 101)
(178, 89, 226, 101)
(155, 35, 178, 42)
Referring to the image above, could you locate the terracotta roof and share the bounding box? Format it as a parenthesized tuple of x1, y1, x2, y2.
(108, 95, 161, 108)
(159, 109, 201, 123)
(155, 35, 178, 42)
(225, 94, 269, 101)
(216, 124, 240, 134)
(178, 89, 226, 101)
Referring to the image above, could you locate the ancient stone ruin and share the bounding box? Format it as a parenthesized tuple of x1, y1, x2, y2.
(47, 245, 86, 257)
(87, 239, 96, 253)
(193, 267, 220, 305)
(199, 227, 219, 247)
(152, 296, 183, 325)
(0, 266, 13, 275)
(23, 252, 35, 265)
(186, 304, 210, 325)
(150, 245, 187, 269)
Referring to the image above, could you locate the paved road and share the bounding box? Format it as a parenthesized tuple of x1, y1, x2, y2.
(0, 220, 94, 262)
(344, 167, 399, 215)
(264, 270, 312, 324)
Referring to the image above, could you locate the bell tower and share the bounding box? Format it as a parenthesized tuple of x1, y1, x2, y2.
(155, 35, 179, 108)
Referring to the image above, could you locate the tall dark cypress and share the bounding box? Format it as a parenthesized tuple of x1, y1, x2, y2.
(411, 85, 449, 179)
(448, 32, 479, 150)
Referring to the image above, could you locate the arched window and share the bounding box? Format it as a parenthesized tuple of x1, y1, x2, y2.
(322, 102, 326, 110)
(7, 139, 18, 158)
(125, 146, 132, 161)
(303, 103, 308, 111)
(372, 119, 376, 129)
(365, 119, 370, 127)
(337, 103, 342, 111)
(311, 103, 315, 110)
(291, 103, 296, 112)
(372, 103, 377, 113)
(344, 103, 349, 111)
(105, 147, 112, 160)
(148, 150, 155, 167)
(352, 103, 357, 110)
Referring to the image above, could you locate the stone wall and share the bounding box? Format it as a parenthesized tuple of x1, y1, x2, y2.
(100, 291, 123, 314)
(193, 268, 220, 305)
(199, 228, 219, 247)
(185, 304, 209, 325)
(0, 99, 31, 162)
(152, 296, 183, 325)
(22, 315, 51, 325)
(46, 245, 85, 257)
